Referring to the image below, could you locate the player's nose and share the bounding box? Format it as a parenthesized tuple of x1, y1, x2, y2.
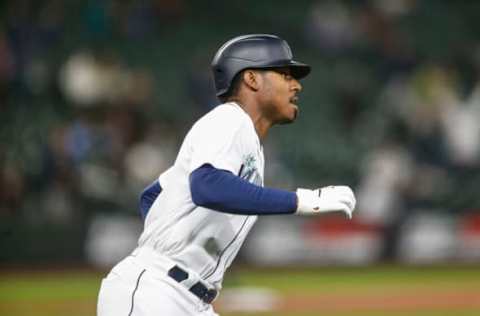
(291, 78, 302, 92)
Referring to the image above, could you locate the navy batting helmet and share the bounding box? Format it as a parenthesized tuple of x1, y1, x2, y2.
(211, 34, 311, 97)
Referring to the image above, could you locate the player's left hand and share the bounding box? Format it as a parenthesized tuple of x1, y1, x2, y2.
(295, 185, 356, 218)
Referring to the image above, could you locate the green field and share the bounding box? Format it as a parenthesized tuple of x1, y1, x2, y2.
(1, 265, 479, 316)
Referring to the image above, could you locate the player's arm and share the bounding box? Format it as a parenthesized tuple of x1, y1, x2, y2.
(189, 164, 355, 217)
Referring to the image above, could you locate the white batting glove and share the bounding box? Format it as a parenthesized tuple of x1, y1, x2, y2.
(296, 186, 356, 219)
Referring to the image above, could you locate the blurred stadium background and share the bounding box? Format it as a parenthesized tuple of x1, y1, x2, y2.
(1, 0, 480, 315)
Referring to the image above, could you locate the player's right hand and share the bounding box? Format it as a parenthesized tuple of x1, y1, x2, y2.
(295, 186, 356, 218)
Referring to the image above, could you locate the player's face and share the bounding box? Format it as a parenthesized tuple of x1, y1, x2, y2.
(259, 67, 302, 124)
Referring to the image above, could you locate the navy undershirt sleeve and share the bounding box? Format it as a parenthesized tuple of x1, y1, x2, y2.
(139, 180, 162, 219)
(189, 164, 297, 215)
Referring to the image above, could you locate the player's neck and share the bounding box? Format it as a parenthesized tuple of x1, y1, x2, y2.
(232, 100, 271, 141)
(251, 116, 271, 141)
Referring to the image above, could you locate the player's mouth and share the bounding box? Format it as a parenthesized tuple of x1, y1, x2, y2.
(289, 95, 299, 121)
(290, 95, 299, 105)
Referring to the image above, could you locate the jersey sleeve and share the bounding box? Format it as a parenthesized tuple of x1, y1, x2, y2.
(188, 109, 249, 175)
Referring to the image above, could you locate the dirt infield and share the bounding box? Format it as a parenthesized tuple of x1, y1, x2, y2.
(215, 282, 480, 314)
(278, 290, 480, 313)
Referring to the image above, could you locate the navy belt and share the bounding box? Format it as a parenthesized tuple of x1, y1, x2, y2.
(167, 265, 217, 304)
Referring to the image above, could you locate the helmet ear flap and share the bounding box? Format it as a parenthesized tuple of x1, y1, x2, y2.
(212, 66, 230, 97)
(217, 69, 245, 100)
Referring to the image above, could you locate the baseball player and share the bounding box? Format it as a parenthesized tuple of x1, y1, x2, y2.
(97, 34, 356, 316)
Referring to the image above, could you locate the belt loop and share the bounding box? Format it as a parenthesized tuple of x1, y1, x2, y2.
(167, 266, 217, 304)
(167, 266, 188, 282)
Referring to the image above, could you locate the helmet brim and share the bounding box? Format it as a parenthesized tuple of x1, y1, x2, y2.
(254, 60, 311, 79)
(288, 61, 311, 79)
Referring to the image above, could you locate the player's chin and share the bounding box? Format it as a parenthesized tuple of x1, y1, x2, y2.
(279, 105, 298, 125)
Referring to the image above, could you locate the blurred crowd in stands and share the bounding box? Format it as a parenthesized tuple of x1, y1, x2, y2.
(1, 0, 480, 265)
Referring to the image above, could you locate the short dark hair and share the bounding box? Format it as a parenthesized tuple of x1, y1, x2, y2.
(218, 70, 245, 103)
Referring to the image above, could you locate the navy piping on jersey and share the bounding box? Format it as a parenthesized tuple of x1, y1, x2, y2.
(220, 216, 255, 277)
(203, 216, 251, 280)
(189, 164, 297, 215)
(128, 269, 146, 316)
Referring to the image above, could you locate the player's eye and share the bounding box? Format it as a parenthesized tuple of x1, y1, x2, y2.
(278, 71, 292, 80)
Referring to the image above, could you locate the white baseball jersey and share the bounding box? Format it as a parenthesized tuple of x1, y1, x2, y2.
(137, 102, 264, 290)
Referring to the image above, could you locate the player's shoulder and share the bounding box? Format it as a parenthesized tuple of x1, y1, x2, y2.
(195, 102, 249, 132)
(185, 102, 257, 149)
(206, 102, 247, 123)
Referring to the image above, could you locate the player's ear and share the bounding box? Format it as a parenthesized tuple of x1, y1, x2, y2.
(242, 70, 262, 92)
